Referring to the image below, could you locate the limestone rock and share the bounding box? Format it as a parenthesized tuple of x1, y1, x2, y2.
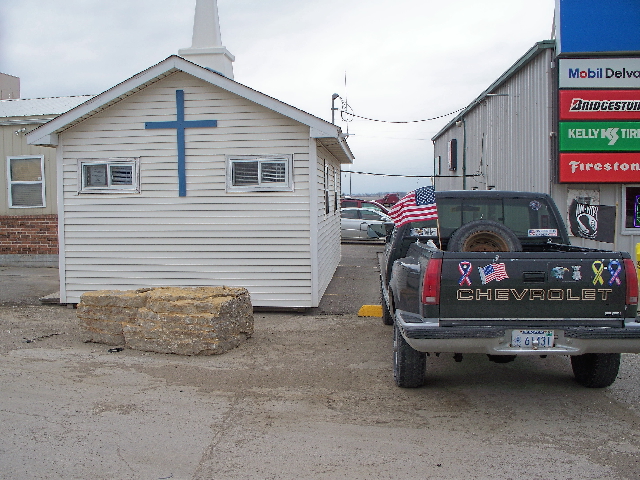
(77, 286, 253, 355)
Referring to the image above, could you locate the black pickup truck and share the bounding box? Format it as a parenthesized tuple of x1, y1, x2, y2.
(380, 190, 640, 388)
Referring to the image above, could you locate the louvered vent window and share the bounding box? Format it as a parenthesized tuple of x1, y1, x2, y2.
(227, 155, 293, 192)
(79, 159, 140, 193)
(110, 165, 133, 185)
(232, 161, 259, 185)
(261, 161, 286, 183)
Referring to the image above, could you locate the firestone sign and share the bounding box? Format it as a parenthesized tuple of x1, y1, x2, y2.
(559, 58, 640, 88)
(559, 153, 640, 183)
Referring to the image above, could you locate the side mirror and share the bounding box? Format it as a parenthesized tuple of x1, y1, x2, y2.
(384, 222, 395, 236)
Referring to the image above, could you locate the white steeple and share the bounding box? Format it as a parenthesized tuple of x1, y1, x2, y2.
(178, 0, 235, 79)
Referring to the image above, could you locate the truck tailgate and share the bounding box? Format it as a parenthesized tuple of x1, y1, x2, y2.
(438, 252, 632, 327)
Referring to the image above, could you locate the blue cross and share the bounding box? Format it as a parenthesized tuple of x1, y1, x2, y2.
(145, 89, 218, 197)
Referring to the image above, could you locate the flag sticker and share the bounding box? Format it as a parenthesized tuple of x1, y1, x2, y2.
(479, 263, 509, 284)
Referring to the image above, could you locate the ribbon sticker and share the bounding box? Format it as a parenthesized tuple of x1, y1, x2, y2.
(592, 261, 605, 285)
(608, 260, 622, 286)
(458, 261, 473, 286)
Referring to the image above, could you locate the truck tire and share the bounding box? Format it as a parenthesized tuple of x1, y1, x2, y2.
(447, 220, 522, 252)
(571, 353, 621, 388)
(381, 284, 394, 325)
(393, 322, 426, 387)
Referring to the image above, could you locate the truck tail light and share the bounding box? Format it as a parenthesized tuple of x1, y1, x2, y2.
(422, 258, 442, 305)
(624, 258, 638, 305)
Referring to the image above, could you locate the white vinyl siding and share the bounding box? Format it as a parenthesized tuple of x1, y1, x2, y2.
(315, 145, 341, 297)
(58, 73, 330, 307)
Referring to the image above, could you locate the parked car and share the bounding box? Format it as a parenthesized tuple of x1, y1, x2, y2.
(376, 193, 400, 206)
(341, 207, 393, 241)
(340, 197, 388, 214)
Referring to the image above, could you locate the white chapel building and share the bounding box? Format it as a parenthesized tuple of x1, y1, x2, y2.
(28, 0, 354, 307)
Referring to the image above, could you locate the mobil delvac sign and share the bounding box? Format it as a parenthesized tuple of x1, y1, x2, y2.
(558, 60, 640, 183)
(559, 58, 640, 89)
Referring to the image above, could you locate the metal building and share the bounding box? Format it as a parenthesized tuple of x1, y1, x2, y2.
(432, 41, 556, 195)
(432, 0, 640, 256)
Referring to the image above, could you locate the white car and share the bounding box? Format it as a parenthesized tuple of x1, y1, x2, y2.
(341, 207, 393, 240)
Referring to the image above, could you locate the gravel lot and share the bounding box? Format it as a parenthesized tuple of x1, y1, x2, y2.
(2, 245, 640, 479)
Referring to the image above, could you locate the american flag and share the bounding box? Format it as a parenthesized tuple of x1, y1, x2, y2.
(479, 263, 509, 284)
(388, 186, 438, 227)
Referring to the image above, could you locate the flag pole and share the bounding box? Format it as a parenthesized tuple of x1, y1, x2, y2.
(614, 201, 618, 251)
(436, 217, 442, 250)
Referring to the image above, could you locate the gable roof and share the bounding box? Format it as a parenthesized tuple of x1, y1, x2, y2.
(27, 55, 354, 164)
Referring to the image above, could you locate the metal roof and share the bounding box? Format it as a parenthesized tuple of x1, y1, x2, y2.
(0, 95, 94, 120)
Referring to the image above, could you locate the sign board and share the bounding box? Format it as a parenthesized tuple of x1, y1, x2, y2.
(559, 90, 640, 120)
(559, 121, 640, 151)
(559, 152, 640, 183)
(556, 0, 640, 54)
(559, 58, 640, 89)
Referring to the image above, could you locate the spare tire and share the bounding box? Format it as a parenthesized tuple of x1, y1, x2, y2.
(447, 220, 522, 252)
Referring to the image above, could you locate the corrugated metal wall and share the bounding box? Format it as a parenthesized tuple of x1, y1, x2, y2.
(432, 45, 640, 257)
(434, 48, 554, 194)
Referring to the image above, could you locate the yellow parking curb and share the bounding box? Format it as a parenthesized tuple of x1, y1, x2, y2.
(358, 305, 383, 317)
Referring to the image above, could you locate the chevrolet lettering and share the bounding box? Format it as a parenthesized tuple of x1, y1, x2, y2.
(381, 190, 640, 389)
(455, 288, 613, 301)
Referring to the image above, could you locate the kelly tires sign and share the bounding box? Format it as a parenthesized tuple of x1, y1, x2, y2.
(559, 122, 640, 151)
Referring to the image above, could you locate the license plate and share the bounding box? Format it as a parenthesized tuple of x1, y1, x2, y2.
(511, 330, 554, 348)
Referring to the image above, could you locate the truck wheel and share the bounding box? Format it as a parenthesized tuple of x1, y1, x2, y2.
(393, 322, 426, 387)
(571, 353, 621, 388)
(381, 284, 394, 325)
(447, 220, 522, 252)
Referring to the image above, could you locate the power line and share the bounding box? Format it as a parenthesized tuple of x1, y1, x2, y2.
(340, 107, 464, 124)
(341, 170, 481, 178)
(342, 170, 430, 178)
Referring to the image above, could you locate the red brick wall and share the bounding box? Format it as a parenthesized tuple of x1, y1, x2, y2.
(0, 215, 58, 255)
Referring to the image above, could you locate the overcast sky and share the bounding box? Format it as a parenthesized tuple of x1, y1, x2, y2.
(0, 0, 556, 195)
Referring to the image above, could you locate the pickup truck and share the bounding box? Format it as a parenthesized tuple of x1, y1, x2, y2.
(380, 190, 640, 388)
(376, 193, 400, 206)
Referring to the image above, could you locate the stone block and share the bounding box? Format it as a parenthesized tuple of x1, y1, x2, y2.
(77, 286, 253, 355)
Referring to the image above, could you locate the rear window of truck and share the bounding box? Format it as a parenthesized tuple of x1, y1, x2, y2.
(406, 197, 561, 240)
